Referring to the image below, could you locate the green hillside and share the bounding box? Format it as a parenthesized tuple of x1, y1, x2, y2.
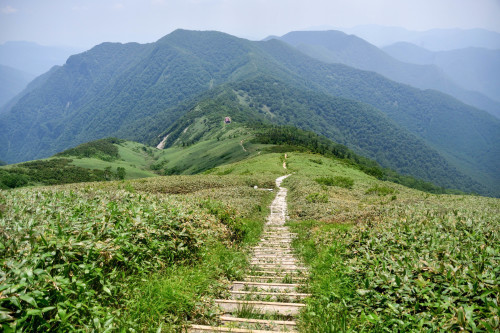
(1, 149, 498, 331)
(259, 39, 500, 195)
(1, 29, 498, 196)
(143, 78, 488, 195)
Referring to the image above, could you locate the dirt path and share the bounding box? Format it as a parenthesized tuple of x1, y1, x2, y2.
(190, 174, 308, 332)
(240, 139, 247, 152)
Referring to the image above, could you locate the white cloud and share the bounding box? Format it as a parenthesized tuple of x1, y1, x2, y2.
(1, 5, 18, 14)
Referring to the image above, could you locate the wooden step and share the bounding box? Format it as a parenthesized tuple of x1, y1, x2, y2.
(215, 299, 305, 316)
(250, 259, 297, 264)
(220, 316, 297, 331)
(250, 264, 306, 271)
(190, 324, 276, 332)
(231, 281, 299, 292)
(242, 276, 305, 283)
(248, 270, 307, 277)
(252, 254, 296, 258)
(252, 251, 294, 255)
(243, 276, 307, 283)
(229, 290, 311, 301)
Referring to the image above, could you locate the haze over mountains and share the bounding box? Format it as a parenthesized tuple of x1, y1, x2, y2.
(339, 25, 500, 50)
(1, 28, 499, 197)
(0, 41, 83, 108)
(383, 42, 500, 104)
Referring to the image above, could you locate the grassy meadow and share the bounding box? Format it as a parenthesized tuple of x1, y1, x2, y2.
(283, 152, 500, 332)
(1, 149, 498, 332)
(0, 163, 279, 331)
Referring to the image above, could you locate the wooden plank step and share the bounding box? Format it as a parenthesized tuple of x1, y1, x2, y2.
(229, 290, 311, 301)
(250, 259, 297, 264)
(248, 270, 307, 276)
(231, 281, 299, 292)
(250, 264, 306, 270)
(243, 276, 307, 283)
(252, 249, 292, 252)
(189, 324, 275, 333)
(252, 245, 292, 249)
(242, 276, 305, 283)
(220, 316, 297, 331)
(215, 299, 305, 316)
(262, 233, 289, 236)
(252, 254, 296, 258)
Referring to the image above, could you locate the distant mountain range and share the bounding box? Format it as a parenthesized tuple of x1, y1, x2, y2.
(272, 30, 500, 118)
(383, 42, 500, 104)
(340, 25, 500, 51)
(0, 30, 498, 196)
(0, 41, 83, 108)
(0, 64, 35, 107)
(0, 41, 83, 76)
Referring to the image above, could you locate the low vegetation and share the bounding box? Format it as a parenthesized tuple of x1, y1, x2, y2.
(0, 173, 275, 331)
(1, 144, 498, 332)
(0, 159, 126, 189)
(55, 138, 123, 161)
(283, 153, 500, 332)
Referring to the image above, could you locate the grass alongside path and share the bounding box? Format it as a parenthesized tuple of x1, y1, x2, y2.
(2, 150, 498, 332)
(0, 173, 275, 332)
(283, 152, 500, 332)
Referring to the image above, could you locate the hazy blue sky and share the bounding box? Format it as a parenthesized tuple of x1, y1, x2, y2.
(1, 0, 500, 48)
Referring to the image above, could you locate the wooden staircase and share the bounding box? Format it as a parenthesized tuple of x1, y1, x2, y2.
(189, 175, 308, 332)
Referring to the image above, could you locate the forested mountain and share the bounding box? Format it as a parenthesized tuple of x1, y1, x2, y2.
(150, 78, 484, 194)
(274, 30, 500, 118)
(1, 29, 498, 196)
(384, 42, 500, 104)
(341, 25, 500, 50)
(0, 64, 34, 107)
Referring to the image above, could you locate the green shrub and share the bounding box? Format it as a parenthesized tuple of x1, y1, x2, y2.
(315, 176, 354, 189)
(309, 158, 323, 165)
(306, 192, 329, 203)
(365, 184, 396, 196)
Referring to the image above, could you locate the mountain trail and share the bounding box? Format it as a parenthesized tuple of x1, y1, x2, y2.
(240, 139, 247, 152)
(190, 174, 308, 332)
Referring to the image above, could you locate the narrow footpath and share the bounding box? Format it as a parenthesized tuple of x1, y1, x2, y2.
(190, 174, 309, 332)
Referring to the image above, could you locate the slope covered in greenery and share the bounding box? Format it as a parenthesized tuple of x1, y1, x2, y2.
(147, 78, 490, 195)
(281, 153, 499, 332)
(0, 170, 278, 331)
(259, 39, 500, 195)
(1, 145, 498, 331)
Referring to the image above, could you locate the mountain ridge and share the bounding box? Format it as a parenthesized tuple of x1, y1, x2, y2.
(1, 29, 498, 196)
